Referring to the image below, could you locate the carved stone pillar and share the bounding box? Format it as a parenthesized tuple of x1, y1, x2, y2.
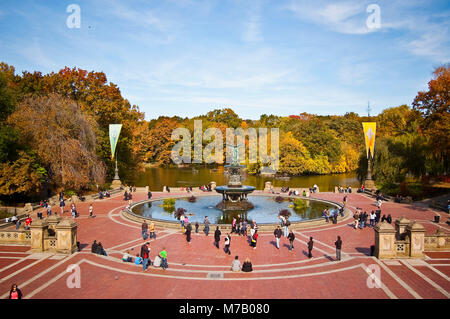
(374, 221, 397, 259)
(55, 219, 78, 254)
(406, 221, 426, 258)
(30, 220, 48, 252)
(395, 217, 410, 240)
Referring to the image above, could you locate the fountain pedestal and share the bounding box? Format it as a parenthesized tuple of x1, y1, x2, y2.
(215, 164, 255, 211)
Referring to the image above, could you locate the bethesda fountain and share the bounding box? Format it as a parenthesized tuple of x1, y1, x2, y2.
(214, 145, 255, 211)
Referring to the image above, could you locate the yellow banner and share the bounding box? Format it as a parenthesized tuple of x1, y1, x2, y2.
(362, 122, 376, 159)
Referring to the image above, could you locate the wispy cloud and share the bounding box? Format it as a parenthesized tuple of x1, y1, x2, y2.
(287, 0, 374, 35)
(242, 1, 263, 43)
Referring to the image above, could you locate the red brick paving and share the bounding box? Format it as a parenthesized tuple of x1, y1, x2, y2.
(0, 191, 448, 299)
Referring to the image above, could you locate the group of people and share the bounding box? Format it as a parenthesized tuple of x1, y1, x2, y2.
(337, 186, 352, 193)
(135, 242, 168, 271)
(98, 190, 110, 199)
(199, 184, 212, 192)
(322, 208, 344, 224)
(353, 209, 392, 229)
(91, 240, 107, 256)
(141, 221, 156, 240)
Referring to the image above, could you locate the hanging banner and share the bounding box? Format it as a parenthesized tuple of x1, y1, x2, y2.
(109, 124, 122, 159)
(362, 122, 376, 159)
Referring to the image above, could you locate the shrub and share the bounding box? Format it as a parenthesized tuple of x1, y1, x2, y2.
(278, 209, 291, 218)
(188, 196, 196, 203)
(162, 198, 176, 207)
(293, 198, 307, 209)
(274, 196, 285, 203)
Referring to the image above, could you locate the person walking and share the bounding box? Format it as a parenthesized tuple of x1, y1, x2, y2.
(241, 220, 247, 236)
(369, 211, 376, 227)
(149, 222, 156, 239)
(195, 222, 199, 234)
(273, 226, 282, 249)
(343, 195, 347, 207)
(335, 236, 342, 261)
(283, 219, 290, 237)
(60, 199, 65, 215)
(251, 230, 258, 249)
(142, 221, 149, 240)
(147, 191, 152, 200)
(89, 204, 94, 218)
(203, 216, 210, 236)
(250, 220, 256, 238)
(9, 284, 22, 299)
(47, 204, 52, 217)
(185, 222, 192, 244)
(287, 230, 295, 252)
(224, 233, 231, 255)
(140, 242, 150, 271)
(214, 226, 221, 249)
(353, 211, 360, 229)
(231, 217, 236, 234)
(307, 237, 314, 258)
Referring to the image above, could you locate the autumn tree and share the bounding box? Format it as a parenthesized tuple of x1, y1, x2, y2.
(412, 65, 450, 174)
(8, 94, 106, 191)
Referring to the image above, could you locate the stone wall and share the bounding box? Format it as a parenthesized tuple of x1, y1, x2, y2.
(0, 229, 31, 245)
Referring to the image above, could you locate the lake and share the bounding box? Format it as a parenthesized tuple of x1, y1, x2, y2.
(133, 167, 360, 192)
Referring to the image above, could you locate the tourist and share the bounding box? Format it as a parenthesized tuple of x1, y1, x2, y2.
(180, 212, 185, 227)
(47, 204, 52, 217)
(386, 214, 392, 224)
(332, 211, 338, 224)
(359, 212, 366, 229)
(343, 195, 347, 206)
(322, 209, 329, 223)
(25, 215, 32, 230)
(231, 217, 236, 234)
(96, 242, 107, 256)
(147, 191, 152, 200)
(375, 210, 381, 224)
(185, 222, 192, 243)
(302, 190, 306, 197)
(122, 250, 133, 262)
(89, 204, 94, 218)
(224, 233, 231, 255)
(142, 221, 149, 240)
(60, 198, 65, 215)
(250, 220, 256, 238)
(124, 191, 128, 201)
(242, 258, 253, 272)
(251, 230, 258, 249)
(184, 216, 189, 227)
(10, 214, 18, 225)
(274, 225, 282, 249)
(241, 220, 247, 236)
(335, 236, 342, 261)
(166, 186, 170, 193)
(307, 237, 314, 258)
(140, 242, 150, 270)
(376, 199, 382, 209)
(195, 221, 199, 234)
(149, 222, 156, 239)
(203, 216, 210, 236)
(214, 226, 221, 249)
(159, 248, 168, 270)
(369, 211, 376, 227)
(288, 230, 295, 251)
(284, 218, 290, 237)
(9, 284, 22, 299)
(91, 240, 98, 253)
(134, 254, 142, 265)
(231, 256, 241, 272)
(236, 215, 241, 235)
(381, 214, 387, 222)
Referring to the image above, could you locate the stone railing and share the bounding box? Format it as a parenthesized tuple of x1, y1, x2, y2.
(424, 230, 450, 250)
(0, 229, 31, 245)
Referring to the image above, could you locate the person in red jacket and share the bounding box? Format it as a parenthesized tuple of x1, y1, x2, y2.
(25, 215, 32, 229)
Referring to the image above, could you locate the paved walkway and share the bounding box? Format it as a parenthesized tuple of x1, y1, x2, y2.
(0, 191, 449, 299)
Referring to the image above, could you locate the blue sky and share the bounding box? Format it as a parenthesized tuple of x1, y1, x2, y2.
(0, 0, 449, 120)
